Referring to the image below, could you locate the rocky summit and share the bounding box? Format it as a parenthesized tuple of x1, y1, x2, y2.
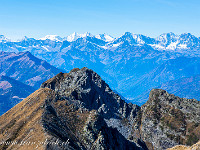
(132, 89, 200, 150)
(0, 67, 200, 150)
(0, 67, 143, 150)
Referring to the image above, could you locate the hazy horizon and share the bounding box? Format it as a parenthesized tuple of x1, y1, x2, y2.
(0, 0, 200, 40)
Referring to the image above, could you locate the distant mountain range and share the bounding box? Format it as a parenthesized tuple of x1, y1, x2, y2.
(0, 75, 34, 115)
(1, 32, 200, 105)
(0, 51, 62, 115)
(0, 51, 62, 89)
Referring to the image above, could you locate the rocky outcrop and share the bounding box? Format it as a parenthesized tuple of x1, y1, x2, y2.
(41, 67, 141, 139)
(1, 67, 200, 150)
(134, 89, 200, 150)
(0, 67, 143, 150)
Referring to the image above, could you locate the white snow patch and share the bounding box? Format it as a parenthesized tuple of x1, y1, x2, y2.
(178, 44, 187, 49)
(12, 96, 24, 99)
(166, 41, 179, 50)
(41, 46, 50, 51)
(66, 32, 93, 42)
(0, 35, 10, 42)
(40, 35, 63, 41)
(100, 46, 108, 49)
(71, 55, 80, 59)
(132, 34, 145, 44)
(150, 44, 165, 50)
(112, 43, 121, 47)
(95, 34, 114, 42)
(0, 81, 12, 90)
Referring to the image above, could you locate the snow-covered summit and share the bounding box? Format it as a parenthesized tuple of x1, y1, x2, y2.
(150, 32, 200, 50)
(40, 35, 63, 41)
(95, 34, 114, 42)
(0, 35, 9, 42)
(65, 32, 94, 42)
(0, 32, 200, 53)
(112, 32, 152, 45)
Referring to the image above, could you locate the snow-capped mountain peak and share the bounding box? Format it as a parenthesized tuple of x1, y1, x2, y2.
(81, 32, 93, 38)
(39, 35, 63, 41)
(65, 32, 93, 42)
(0, 35, 9, 42)
(116, 32, 146, 45)
(156, 32, 179, 44)
(95, 33, 114, 42)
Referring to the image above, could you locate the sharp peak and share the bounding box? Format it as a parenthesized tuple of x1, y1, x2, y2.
(69, 32, 93, 36)
(23, 51, 32, 55)
(41, 67, 100, 89)
(22, 36, 35, 40)
(42, 35, 61, 37)
(180, 32, 196, 37)
(68, 67, 95, 74)
(123, 32, 134, 35)
(121, 32, 144, 38)
(39, 35, 63, 41)
(0, 35, 10, 41)
(158, 32, 177, 36)
(149, 88, 198, 102)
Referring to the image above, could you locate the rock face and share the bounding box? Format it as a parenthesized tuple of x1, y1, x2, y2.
(134, 89, 200, 150)
(41, 67, 140, 122)
(0, 67, 143, 150)
(1, 67, 200, 150)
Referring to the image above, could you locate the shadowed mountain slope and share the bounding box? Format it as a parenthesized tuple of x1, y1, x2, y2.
(0, 67, 143, 150)
(0, 51, 62, 89)
(0, 75, 35, 115)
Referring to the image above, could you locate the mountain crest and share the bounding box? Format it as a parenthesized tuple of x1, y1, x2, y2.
(0, 67, 142, 150)
(39, 35, 63, 41)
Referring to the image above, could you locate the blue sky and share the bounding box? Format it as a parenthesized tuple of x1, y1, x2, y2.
(0, 0, 200, 40)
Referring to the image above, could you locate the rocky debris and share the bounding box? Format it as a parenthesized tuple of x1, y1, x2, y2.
(82, 110, 141, 150)
(135, 89, 200, 150)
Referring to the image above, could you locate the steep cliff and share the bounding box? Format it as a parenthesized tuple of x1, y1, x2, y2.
(133, 89, 200, 150)
(0, 67, 143, 150)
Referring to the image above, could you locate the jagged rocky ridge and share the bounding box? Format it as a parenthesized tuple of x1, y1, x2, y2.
(0, 67, 143, 150)
(0, 67, 200, 150)
(132, 89, 200, 150)
(41, 67, 143, 149)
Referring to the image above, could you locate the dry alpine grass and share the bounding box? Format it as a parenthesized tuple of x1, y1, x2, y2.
(0, 88, 55, 150)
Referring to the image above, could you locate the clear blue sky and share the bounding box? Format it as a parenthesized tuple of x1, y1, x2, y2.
(0, 0, 200, 40)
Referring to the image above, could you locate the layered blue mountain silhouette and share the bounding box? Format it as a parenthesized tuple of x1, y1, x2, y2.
(1, 32, 200, 106)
